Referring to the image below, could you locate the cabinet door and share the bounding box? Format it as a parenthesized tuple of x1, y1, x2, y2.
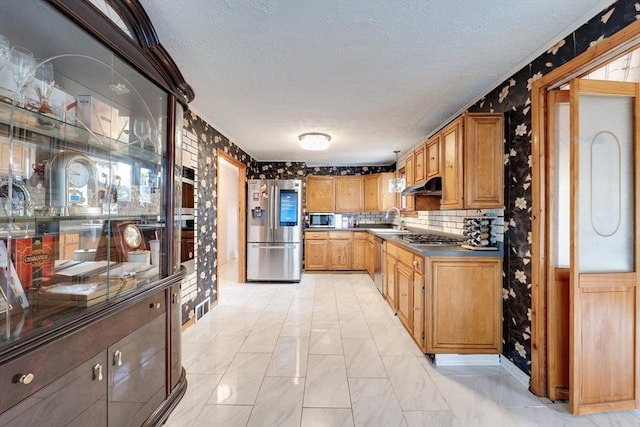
(108, 315, 166, 427)
(413, 271, 425, 352)
(396, 262, 413, 330)
(328, 239, 351, 270)
(384, 255, 397, 309)
(170, 284, 182, 390)
(306, 176, 335, 212)
(305, 239, 328, 270)
(365, 240, 374, 278)
(441, 117, 464, 209)
(464, 113, 504, 208)
(352, 238, 367, 271)
(414, 144, 426, 184)
(426, 135, 440, 180)
(427, 258, 502, 353)
(405, 155, 414, 186)
(364, 174, 380, 211)
(0, 351, 107, 427)
(335, 176, 363, 212)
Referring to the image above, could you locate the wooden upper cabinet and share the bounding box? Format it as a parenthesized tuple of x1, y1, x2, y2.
(335, 176, 363, 212)
(434, 111, 503, 210)
(440, 117, 464, 209)
(364, 172, 395, 212)
(414, 144, 426, 184)
(306, 175, 335, 212)
(426, 134, 440, 180)
(405, 154, 415, 186)
(464, 113, 504, 208)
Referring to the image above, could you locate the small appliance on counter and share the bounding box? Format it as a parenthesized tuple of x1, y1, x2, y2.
(308, 212, 334, 228)
(461, 216, 498, 250)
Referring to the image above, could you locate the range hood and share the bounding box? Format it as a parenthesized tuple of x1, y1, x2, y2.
(401, 176, 442, 196)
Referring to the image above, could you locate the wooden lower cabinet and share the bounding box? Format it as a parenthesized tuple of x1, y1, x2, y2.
(384, 255, 397, 309)
(382, 242, 501, 355)
(413, 270, 426, 351)
(396, 262, 413, 330)
(304, 231, 368, 271)
(426, 257, 502, 354)
(0, 282, 186, 426)
(305, 238, 329, 270)
(352, 233, 367, 271)
(328, 239, 351, 270)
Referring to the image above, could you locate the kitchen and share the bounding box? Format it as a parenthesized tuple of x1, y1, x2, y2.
(172, 0, 640, 419)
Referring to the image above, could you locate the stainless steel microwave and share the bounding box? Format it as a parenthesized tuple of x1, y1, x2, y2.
(308, 212, 335, 228)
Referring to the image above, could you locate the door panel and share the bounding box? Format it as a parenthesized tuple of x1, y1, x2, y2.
(569, 79, 639, 414)
(547, 89, 570, 401)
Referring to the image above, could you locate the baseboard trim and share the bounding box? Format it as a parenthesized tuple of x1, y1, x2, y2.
(499, 355, 531, 389)
(181, 317, 195, 331)
(432, 354, 500, 366)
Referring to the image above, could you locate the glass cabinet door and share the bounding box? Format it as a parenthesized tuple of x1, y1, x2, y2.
(0, 1, 173, 346)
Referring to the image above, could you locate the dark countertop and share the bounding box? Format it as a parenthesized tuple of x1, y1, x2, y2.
(303, 226, 504, 257)
(369, 229, 504, 258)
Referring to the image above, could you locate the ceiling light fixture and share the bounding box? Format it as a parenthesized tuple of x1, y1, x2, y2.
(299, 132, 331, 151)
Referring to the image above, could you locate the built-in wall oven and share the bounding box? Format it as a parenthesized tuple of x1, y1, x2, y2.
(181, 166, 195, 273)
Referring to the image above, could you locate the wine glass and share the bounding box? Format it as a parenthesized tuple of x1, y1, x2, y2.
(9, 47, 34, 107)
(133, 118, 151, 149)
(34, 62, 55, 122)
(0, 35, 10, 71)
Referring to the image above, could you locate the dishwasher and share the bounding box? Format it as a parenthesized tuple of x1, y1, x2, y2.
(373, 236, 384, 294)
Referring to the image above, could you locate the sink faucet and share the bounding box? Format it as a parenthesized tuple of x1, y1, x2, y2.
(385, 206, 401, 219)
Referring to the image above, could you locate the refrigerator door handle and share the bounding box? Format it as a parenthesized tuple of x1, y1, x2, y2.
(269, 184, 275, 230)
(273, 185, 280, 230)
(250, 244, 296, 249)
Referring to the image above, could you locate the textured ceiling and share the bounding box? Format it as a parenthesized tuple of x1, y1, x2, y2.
(141, 0, 613, 166)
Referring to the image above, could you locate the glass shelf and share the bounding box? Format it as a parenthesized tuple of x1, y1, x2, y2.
(0, 100, 162, 165)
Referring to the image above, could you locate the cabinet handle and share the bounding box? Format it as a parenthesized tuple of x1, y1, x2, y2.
(114, 350, 123, 367)
(17, 373, 34, 384)
(150, 302, 161, 309)
(412, 260, 418, 267)
(430, 157, 435, 160)
(93, 364, 103, 381)
(173, 292, 179, 304)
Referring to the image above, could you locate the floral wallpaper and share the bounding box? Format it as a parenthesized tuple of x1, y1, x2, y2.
(466, 0, 636, 375)
(182, 111, 257, 324)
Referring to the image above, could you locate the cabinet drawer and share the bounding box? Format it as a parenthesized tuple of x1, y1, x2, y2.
(386, 243, 413, 266)
(0, 290, 165, 413)
(305, 231, 328, 239)
(328, 231, 352, 240)
(353, 232, 368, 240)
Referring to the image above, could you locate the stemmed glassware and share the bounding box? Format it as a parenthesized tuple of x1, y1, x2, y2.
(9, 46, 35, 107)
(34, 61, 55, 126)
(133, 118, 151, 149)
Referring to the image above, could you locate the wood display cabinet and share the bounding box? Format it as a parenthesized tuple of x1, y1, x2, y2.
(0, 1, 193, 425)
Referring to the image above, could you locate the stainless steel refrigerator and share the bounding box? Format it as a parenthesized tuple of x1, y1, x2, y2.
(246, 179, 302, 282)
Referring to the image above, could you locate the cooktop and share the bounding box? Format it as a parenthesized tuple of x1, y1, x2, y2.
(393, 233, 463, 246)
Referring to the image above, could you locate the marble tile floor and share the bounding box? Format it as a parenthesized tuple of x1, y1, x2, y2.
(165, 269, 640, 427)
